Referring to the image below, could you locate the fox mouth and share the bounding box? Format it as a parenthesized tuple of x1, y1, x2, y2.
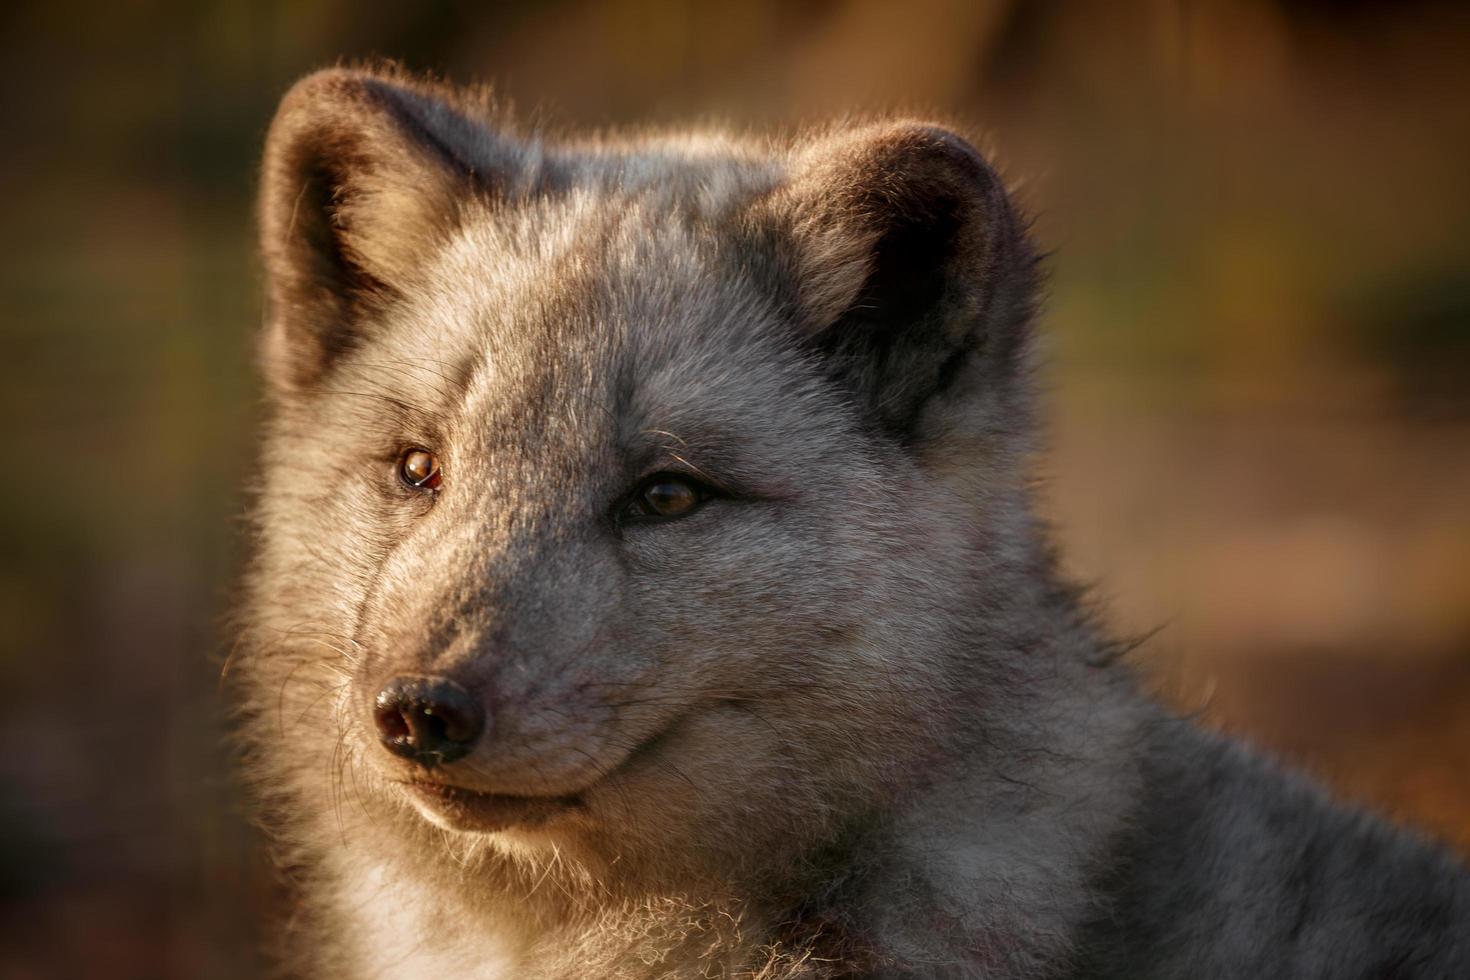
(389, 714, 683, 833)
(398, 780, 582, 833)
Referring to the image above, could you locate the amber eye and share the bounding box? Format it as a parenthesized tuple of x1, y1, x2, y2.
(625, 474, 705, 522)
(398, 449, 442, 490)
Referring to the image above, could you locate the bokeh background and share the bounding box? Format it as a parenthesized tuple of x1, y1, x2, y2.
(2, 1, 1468, 976)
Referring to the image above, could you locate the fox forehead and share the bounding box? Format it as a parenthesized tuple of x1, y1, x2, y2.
(344, 194, 856, 484)
(424, 186, 786, 347)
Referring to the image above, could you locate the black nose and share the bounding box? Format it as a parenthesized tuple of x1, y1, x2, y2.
(373, 675, 484, 765)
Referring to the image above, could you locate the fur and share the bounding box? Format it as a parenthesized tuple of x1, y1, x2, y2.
(233, 66, 1470, 978)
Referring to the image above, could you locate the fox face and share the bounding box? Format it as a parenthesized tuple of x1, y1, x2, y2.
(245, 68, 1038, 894)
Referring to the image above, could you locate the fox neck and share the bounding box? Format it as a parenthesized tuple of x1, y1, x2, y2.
(330, 834, 874, 979)
(1070, 718, 1470, 980)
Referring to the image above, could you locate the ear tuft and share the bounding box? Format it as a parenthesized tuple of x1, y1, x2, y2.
(258, 68, 514, 395)
(770, 122, 1038, 442)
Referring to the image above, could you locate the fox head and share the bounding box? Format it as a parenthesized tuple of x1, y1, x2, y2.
(244, 67, 1042, 897)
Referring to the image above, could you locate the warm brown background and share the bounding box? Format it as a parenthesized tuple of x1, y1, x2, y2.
(2, 1, 1467, 977)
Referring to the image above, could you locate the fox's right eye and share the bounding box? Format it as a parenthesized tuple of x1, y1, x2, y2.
(619, 473, 709, 524)
(398, 448, 442, 490)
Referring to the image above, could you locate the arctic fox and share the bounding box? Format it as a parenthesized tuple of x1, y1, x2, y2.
(235, 66, 1470, 978)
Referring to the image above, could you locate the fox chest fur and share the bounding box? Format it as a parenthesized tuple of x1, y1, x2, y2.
(235, 67, 1470, 979)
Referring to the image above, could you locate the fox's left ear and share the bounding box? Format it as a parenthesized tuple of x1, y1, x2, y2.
(768, 123, 1038, 449)
(258, 68, 519, 396)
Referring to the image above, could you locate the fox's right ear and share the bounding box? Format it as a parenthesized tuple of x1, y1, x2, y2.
(762, 123, 1038, 450)
(258, 68, 512, 395)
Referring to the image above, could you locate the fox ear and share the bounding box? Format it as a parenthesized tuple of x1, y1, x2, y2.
(258, 69, 510, 395)
(773, 123, 1038, 444)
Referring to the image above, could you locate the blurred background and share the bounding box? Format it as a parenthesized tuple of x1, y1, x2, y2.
(1, 0, 1467, 976)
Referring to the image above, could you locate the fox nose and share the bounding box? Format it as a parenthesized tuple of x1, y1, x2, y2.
(373, 675, 484, 765)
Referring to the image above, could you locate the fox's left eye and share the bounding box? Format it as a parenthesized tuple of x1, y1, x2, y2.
(398, 448, 442, 490)
(621, 474, 707, 523)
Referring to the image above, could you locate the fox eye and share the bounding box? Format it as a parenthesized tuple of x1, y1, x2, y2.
(623, 474, 706, 523)
(398, 448, 442, 490)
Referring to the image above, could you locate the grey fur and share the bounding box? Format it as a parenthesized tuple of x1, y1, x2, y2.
(234, 66, 1470, 979)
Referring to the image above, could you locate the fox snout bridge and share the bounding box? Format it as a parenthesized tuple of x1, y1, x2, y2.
(373, 675, 484, 765)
